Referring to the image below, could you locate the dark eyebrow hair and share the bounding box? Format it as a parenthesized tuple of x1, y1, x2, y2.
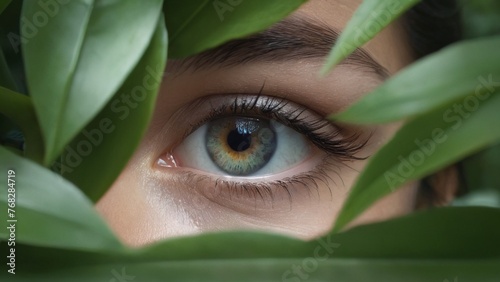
(171, 16, 389, 78)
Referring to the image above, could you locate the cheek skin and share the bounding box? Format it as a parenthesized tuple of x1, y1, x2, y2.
(95, 165, 156, 246)
(96, 169, 417, 247)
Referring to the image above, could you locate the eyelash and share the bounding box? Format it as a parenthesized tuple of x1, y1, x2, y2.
(187, 94, 368, 160)
(174, 156, 343, 206)
(173, 93, 370, 205)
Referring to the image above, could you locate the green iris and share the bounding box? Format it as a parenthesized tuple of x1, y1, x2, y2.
(206, 117, 277, 176)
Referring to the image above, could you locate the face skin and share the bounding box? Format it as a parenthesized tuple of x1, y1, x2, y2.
(96, 0, 419, 246)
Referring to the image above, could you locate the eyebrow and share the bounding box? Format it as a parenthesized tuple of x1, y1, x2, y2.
(171, 16, 389, 78)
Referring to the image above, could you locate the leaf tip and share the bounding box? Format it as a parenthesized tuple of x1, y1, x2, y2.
(319, 55, 341, 77)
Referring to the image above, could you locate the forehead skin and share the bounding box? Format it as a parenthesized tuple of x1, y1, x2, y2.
(149, 0, 413, 132)
(95, 0, 417, 245)
(298, 0, 413, 73)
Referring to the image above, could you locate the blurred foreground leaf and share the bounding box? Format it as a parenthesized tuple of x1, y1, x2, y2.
(333, 36, 500, 124)
(333, 93, 500, 232)
(321, 0, 419, 75)
(164, 0, 307, 58)
(57, 16, 167, 202)
(2, 207, 499, 281)
(22, 0, 163, 165)
(0, 146, 123, 251)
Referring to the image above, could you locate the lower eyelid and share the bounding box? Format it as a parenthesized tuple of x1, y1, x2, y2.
(154, 154, 347, 212)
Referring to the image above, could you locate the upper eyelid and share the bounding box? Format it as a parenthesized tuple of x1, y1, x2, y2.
(176, 94, 325, 138)
(158, 94, 303, 151)
(165, 94, 369, 162)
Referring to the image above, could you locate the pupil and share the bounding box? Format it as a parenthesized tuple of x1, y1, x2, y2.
(227, 129, 251, 152)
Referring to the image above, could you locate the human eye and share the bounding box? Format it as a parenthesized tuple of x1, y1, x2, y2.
(176, 115, 309, 177)
(155, 93, 368, 209)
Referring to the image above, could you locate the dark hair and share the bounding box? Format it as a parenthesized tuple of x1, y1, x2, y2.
(404, 0, 465, 207)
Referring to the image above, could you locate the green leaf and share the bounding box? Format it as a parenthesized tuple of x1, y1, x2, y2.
(132, 208, 500, 262)
(333, 36, 500, 124)
(22, 0, 163, 165)
(6, 259, 498, 282)
(333, 93, 500, 232)
(3, 207, 500, 281)
(0, 87, 43, 163)
(57, 16, 168, 202)
(164, 0, 307, 58)
(0, 146, 123, 251)
(320, 0, 420, 75)
(0, 0, 11, 14)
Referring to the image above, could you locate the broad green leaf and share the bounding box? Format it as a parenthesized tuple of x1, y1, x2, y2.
(0, 0, 11, 14)
(333, 93, 500, 232)
(133, 208, 500, 262)
(164, 0, 307, 58)
(0, 87, 43, 162)
(6, 259, 499, 282)
(333, 36, 500, 124)
(0, 146, 123, 251)
(3, 207, 500, 281)
(22, 0, 163, 165)
(57, 16, 168, 202)
(320, 0, 420, 75)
